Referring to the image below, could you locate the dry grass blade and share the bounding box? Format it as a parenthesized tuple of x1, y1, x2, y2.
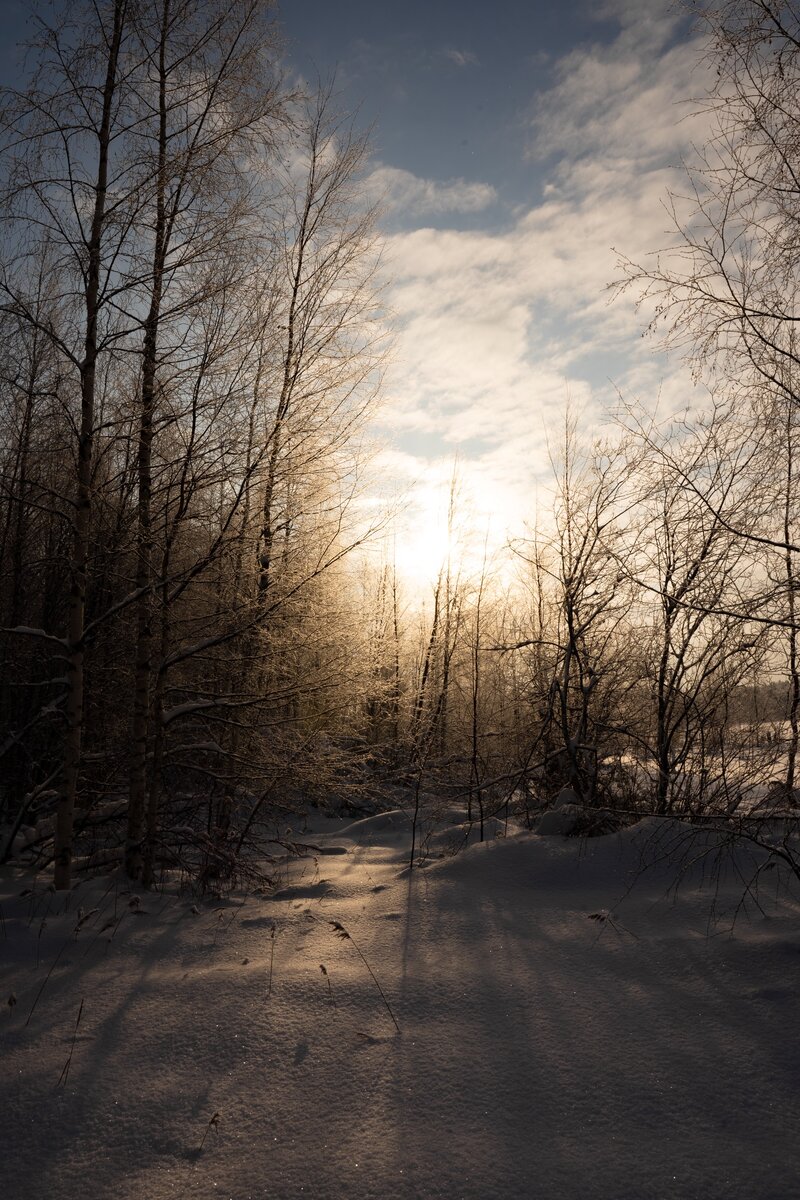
(267, 924, 276, 997)
(26, 938, 69, 1027)
(320, 962, 336, 1008)
(56, 997, 84, 1087)
(328, 919, 400, 1034)
(199, 1111, 220, 1151)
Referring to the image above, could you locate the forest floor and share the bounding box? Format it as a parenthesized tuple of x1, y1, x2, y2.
(1, 807, 799, 1200)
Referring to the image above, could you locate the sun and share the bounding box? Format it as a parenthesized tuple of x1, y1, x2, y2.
(394, 507, 454, 587)
(390, 463, 523, 592)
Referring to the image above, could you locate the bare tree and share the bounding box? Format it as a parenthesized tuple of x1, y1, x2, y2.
(122, 0, 285, 880)
(512, 416, 637, 804)
(618, 2, 800, 406)
(622, 410, 769, 813)
(613, 0, 800, 814)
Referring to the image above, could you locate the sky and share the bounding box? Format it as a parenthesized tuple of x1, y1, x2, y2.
(0, 0, 712, 584)
(277, 0, 711, 580)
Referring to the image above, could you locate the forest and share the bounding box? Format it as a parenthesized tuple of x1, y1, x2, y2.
(1, 0, 800, 896)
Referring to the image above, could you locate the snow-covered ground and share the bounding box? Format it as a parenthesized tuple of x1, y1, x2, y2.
(2, 809, 799, 1200)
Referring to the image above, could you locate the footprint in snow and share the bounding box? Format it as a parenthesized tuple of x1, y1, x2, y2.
(293, 1041, 309, 1066)
(356, 1032, 398, 1046)
(750, 986, 794, 1002)
(270, 880, 332, 902)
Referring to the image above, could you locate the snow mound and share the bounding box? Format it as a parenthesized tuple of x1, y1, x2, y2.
(537, 802, 582, 835)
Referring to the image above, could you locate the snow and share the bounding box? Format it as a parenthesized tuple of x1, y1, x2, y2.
(536, 801, 583, 835)
(2, 809, 800, 1199)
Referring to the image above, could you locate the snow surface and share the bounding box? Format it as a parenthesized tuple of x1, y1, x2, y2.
(2, 810, 800, 1199)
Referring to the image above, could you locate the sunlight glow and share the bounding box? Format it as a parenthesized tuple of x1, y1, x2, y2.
(390, 461, 524, 591)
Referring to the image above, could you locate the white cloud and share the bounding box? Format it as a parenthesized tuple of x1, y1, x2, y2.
(381, 159, 691, 447)
(366, 165, 497, 217)
(529, 19, 706, 170)
(444, 47, 478, 68)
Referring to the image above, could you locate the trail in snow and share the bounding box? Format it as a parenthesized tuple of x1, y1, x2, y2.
(1, 811, 799, 1200)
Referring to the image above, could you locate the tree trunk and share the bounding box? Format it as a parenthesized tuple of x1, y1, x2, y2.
(127, 0, 169, 881)
(55, 0, 127, 890)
